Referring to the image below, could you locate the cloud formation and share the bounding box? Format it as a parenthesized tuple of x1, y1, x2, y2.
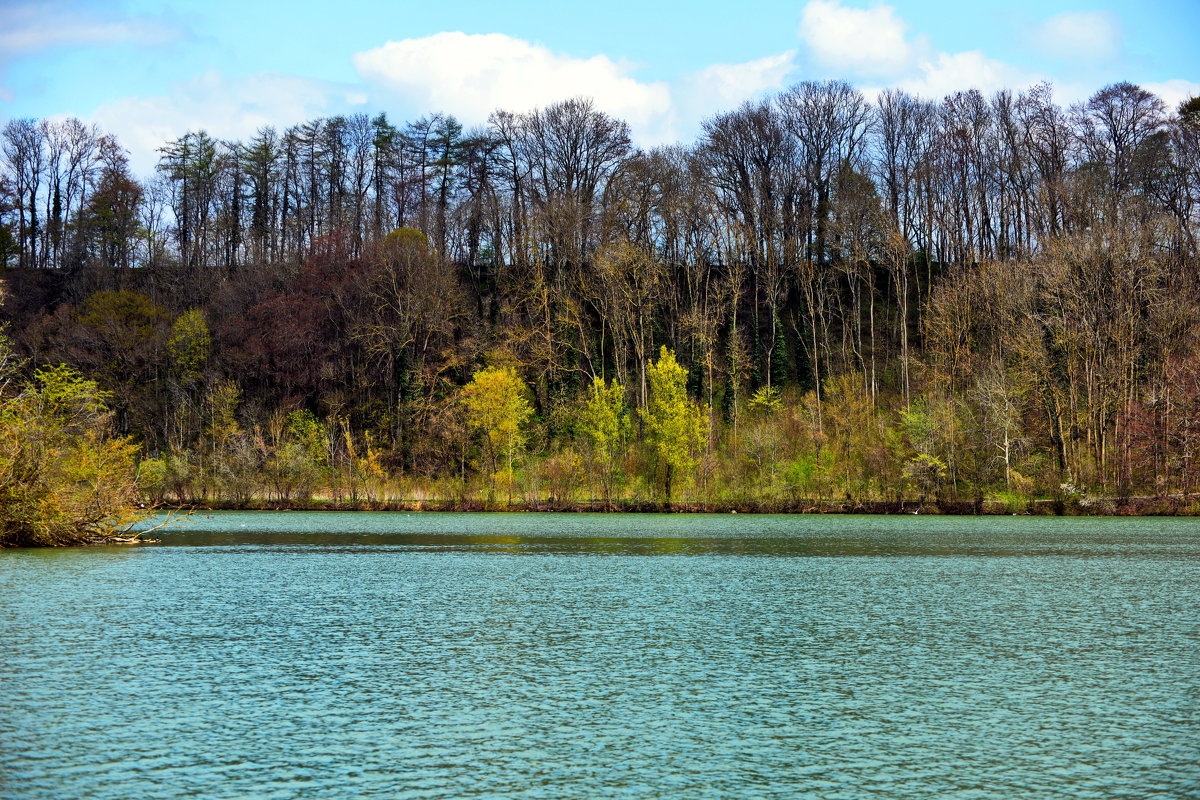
(1143, 79, 1200, 113)
(0, 2, 179, 54)
(797, 0, 1043, 101)
(670, 51, 797, 137)
(684, 52, 798, 110)
(899, 51, 1037, 100)
(0, 1, 182, 102)
(353, 32, 795, 146)
(798, 0, 916, 76)
(354, 33, 672, 139)
(89, 72, 365, 175)
(74, 31, 800, 177)
(1031, 11, 1123, 62)
(50, 2, 1198, 180)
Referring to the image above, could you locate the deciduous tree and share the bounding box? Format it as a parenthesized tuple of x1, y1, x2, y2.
(641, 347, 708, 499)
(461, 365, 532, 503)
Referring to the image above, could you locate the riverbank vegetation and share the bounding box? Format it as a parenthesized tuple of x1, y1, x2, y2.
(0, 332, 150, 546)
(2, 81, 1199, 516)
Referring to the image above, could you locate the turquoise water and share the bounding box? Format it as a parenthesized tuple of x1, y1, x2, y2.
(2, 512, 1198, 799)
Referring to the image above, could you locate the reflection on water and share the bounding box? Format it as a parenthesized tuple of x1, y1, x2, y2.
(2, 513, 1199, 799)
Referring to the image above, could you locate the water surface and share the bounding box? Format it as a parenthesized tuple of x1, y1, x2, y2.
(2, 512, 1198, 799)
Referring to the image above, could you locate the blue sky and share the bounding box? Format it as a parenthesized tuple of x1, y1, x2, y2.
(2, 0, 1197, 174)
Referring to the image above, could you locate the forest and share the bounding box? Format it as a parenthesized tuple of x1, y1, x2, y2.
(2, 80, 1199, 514)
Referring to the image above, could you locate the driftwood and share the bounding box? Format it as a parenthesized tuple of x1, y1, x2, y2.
(103, 509, 194, 544)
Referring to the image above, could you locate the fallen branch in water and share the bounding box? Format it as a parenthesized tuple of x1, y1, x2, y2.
(109, 509, 194, 543)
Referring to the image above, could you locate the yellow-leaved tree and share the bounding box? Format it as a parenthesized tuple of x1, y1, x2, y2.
(579, 376, 630, 503)
(461, 366, 532, 504)
(641, 347, 709, 500)
(0, 332, 151, 546)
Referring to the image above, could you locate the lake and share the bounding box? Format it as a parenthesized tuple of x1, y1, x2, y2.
(2, 512, 1198, 799)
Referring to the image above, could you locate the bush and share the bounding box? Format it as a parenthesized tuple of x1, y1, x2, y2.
(542, 450, 586, 502)
(987, 489, 1029, 514)
(137, 457, 169, 504)
(0, 359, 151, 546)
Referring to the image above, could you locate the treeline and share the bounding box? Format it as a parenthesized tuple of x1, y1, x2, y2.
(2, 80, 1199, 508)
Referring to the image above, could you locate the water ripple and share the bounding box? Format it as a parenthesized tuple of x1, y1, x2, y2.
(2, 513, 1199, 799)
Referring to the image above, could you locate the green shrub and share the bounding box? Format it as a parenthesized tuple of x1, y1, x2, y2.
(1, 358, 150, 546)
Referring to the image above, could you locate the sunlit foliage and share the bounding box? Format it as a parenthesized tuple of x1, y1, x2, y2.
(0, 335, 149, 546)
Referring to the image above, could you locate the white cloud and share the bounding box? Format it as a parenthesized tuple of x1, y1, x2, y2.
(672, 51, 797, 136)
(685, 51, 797, 110)
(1031, 11, 1123, 62)
(353, 32, 672, 143)
(797, 0, 1046, 101)
(798, 0, 917, 76)
(88, 72, 365, 176)
(899, 51, 1039, 100)
(76, 35, 799, 175)
(0, 2, 179, 54)
(1143, 79, 1200, 114)
(70, 4, 1188, 182)
(353, 33, 804, 148)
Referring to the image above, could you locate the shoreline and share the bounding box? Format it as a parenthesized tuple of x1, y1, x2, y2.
(161, 496, 1200, 516)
